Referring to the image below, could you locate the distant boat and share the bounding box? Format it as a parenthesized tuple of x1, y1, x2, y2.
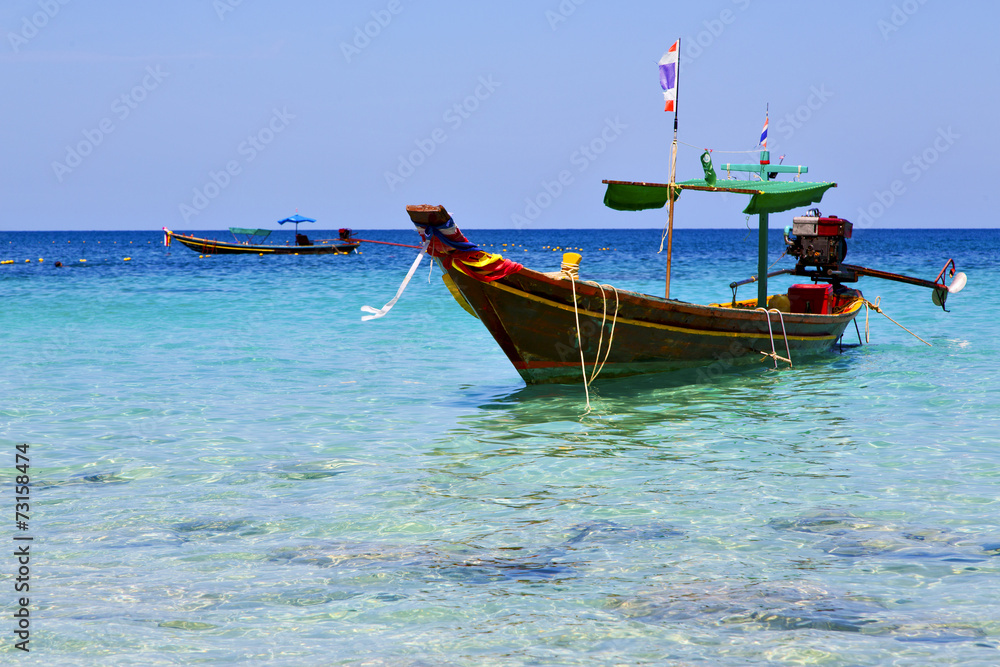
(162, 214, 359, 255)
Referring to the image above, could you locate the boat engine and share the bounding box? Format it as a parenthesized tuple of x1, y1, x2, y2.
(784, 209, 853, 282)
(781, 208, 967, 310)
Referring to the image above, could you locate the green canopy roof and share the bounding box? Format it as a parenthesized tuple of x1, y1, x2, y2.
(229, 228, 272, 236)
(229, 227, 272, 243)
(603, 179, 837, 215)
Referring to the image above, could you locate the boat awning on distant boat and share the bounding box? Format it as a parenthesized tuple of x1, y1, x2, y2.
(229, 227, 272, 243)
(603, 179, 837, 215)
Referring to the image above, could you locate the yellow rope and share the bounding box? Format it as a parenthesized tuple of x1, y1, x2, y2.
(560, 261, 579, 279)
(864, 297, 932, 347)
(584, 281, 621, 383)
(567, 274, 621, 415)
(864, 297, 872, 343)
(767, 250, 787, 272)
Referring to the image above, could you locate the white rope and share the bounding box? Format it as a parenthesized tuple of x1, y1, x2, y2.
(569, 276, 591, 413)
(755, 308, 792, 368)
(772, 308, 793, 367)
(360, 241, 429, 321)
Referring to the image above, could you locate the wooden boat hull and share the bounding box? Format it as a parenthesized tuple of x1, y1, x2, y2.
(165, 229, 359, 255)
(444, 261, 863, 384)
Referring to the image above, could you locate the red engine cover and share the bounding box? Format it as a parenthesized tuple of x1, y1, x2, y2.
(818, 215, 853, 239)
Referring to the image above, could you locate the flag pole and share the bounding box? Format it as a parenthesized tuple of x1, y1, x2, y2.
(757, 104, 769, 308)
(665, 39, 680, 300)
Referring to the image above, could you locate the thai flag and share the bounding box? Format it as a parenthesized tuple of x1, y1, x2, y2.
(759, 113, 768, 148)
(659, 41, 679, 113)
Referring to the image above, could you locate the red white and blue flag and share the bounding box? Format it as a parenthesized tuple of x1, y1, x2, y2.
(659, 41, 679, 113)
(759, 112, 768, 148)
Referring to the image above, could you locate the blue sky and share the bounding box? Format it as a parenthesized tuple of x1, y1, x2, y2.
(2, 0, 997, 230)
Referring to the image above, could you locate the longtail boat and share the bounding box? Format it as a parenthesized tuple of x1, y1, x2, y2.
(398, 199, 958, 385)
(365, 46, 966, 386)
(162, 228, 360, 255)
(163, 214, 359, 255)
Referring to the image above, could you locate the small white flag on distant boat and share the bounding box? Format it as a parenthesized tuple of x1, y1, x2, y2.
(659, 40, 679, 113)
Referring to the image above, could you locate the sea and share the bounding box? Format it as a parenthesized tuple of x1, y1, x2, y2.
(1, 227, 999, 666)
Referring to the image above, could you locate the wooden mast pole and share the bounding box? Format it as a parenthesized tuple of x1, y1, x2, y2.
(665, 39, 680, 300)
(717, 152, 813, 307)
(757, 206, 769, 308)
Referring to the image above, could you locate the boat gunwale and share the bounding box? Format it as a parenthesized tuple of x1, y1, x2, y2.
(496, 264, 863, 332)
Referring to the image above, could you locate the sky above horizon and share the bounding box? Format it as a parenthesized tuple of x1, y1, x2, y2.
(3, 1, 998, 231)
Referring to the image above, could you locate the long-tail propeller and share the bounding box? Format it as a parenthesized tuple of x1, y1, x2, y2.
(840, 259, 967, 311)
(783, 210, 967, 311)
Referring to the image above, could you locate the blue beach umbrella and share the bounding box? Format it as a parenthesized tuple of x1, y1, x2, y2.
(277, 213, 317, 236)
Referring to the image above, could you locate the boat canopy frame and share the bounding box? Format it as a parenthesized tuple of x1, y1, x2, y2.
(603, 150, 837, 307)
(229, 228, 273, 245)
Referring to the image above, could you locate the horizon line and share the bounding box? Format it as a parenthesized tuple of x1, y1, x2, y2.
(2, 227, 997, 233)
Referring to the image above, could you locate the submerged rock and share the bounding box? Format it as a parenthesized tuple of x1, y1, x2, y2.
(607, 581, 988, 643)
(768, 509, 999, 562)
(609, 582, 882, 633)
(563, 520, 684, 546)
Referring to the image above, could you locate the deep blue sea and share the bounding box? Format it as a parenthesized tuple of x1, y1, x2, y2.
(2, 227, 999, 665)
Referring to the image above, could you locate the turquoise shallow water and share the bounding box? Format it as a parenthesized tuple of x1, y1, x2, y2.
(1, 227, 999, 665)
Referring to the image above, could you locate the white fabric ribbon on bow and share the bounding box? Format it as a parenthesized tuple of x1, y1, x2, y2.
(360, 241, 430, 321)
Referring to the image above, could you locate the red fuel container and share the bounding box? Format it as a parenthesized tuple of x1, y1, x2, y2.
(788, 284, 833, 314)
